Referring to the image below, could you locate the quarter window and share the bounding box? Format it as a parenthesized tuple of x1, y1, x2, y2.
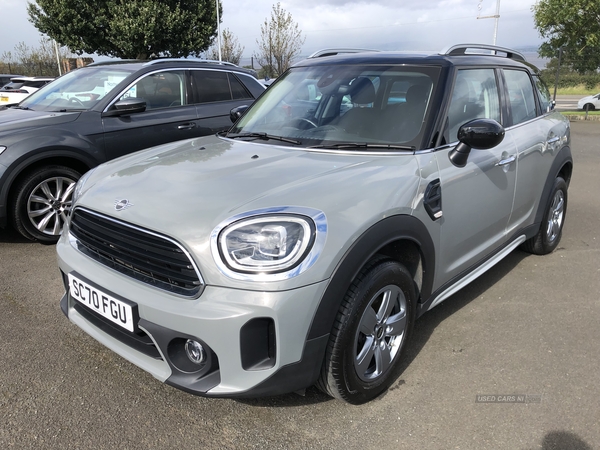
(447, 69, 500, 142)
(533, 75, 552, 113)
(503, 70, 537, 125)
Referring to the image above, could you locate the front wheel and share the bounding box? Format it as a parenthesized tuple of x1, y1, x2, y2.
(11, 165, 81, 244)
(521, 177, 568, 255)
(317, 258, 416, 404)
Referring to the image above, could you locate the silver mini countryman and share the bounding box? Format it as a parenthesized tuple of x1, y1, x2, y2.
(57, 45, 572, 404)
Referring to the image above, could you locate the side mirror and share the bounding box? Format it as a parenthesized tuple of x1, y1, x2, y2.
(102, 98, 146, 117)
(449, 118, 505, 168)
(230, 105, 249, 123)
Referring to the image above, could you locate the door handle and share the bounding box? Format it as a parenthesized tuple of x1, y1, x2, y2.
(495, 155, 516, 166)
(178, 123, 197, 130)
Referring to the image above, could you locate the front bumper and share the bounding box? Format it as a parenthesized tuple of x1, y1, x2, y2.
(57, 233, 330, 397)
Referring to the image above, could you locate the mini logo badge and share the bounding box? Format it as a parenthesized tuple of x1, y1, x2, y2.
(114, 199, 133, 211)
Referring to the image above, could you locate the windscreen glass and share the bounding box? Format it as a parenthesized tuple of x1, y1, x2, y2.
(20, 67, 135, 112)
(229, 64, 440, 150)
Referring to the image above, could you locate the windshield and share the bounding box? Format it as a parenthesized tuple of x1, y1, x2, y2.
(20, 66, 135, 112)
(228, 64, 440, 150)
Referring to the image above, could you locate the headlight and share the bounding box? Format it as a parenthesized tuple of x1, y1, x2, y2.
(0, 146, 7, 156)
(211, 207, 327, 281)
(220, 216, 314, 273)
(71, 167, 97, 205)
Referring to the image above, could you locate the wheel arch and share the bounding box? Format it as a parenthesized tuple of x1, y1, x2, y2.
(2, 148, 95, 215)
(307, 214, 436, 341)
(532, 145, 573, 229)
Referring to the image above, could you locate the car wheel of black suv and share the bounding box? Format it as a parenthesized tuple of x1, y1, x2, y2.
(11, 165, 81, 244)
(317, 257, 416, 404)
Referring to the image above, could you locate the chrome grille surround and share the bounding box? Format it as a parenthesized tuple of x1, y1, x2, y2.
(69, 207, 204, 297)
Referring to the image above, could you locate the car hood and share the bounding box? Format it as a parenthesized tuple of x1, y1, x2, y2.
(0, 108, 80, 135)
(76, 135, 419, 287)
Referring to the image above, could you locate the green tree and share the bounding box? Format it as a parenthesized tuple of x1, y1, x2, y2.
(532, 0, 600, 73)
(206, 29, 244, 65)
(254, 3, 305, 78)
(27, 0, 221, 60)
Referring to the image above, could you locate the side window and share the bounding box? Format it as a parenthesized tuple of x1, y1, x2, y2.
(228, 73, 253, 100)
(533, 75, 552, 113)
(503, 69, 537, 125)
(447, 69, 500, 142)
(120, 71, 186, 110)
(193, 70, 232, 103)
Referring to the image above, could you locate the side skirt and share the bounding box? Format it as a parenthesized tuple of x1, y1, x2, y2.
(424, 234, 526, 313)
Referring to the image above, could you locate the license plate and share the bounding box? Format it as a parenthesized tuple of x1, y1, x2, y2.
(0, 97, 8, 102)
(68, 273, 137, 332)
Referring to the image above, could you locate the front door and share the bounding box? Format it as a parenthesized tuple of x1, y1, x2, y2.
(435, 68, 518, 283)
(103, 70, 200, 160)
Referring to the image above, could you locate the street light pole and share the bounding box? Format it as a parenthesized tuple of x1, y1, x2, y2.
(54, 40, 62, 76)
(216, 0, 222, 61)
(477, 0, 501, 45)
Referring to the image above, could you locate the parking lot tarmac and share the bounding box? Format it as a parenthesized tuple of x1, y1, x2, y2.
(1, 121, 599, 450)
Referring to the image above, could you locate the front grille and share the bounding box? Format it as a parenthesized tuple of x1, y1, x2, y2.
(70, 208, 203, 296)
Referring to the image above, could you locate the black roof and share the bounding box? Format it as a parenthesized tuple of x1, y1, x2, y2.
(294, 44, 534, 72)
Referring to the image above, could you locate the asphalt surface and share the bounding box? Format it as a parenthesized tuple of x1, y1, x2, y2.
(1, 121, 599, 450)
(554, 95, 582, 112)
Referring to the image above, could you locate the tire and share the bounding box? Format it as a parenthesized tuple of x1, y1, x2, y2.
(11, 165, 81, 244)
(583, 103, 595, 111)
(317, 257, 416, 404)
(521, 177, 567, 255)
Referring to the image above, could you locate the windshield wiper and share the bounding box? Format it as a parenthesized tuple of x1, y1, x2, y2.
(308, 143, 415, 151)
(8, 105, 30, 110)
(226, 132, 301, 145)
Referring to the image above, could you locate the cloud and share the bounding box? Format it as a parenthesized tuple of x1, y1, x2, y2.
(1, 0, 541, 64)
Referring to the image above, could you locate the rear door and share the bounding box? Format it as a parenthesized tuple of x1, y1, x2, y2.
(102, 69, 200, 160)
(191, 70, 257, 134)
(502, 69, 569, 235)
(434, 68, 518, 284)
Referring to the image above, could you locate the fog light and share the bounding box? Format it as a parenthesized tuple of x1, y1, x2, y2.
(185, 339, 206, 364)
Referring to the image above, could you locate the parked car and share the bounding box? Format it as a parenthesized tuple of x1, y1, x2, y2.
(0, 76, 55, 104)
(0, 59, 265, 242)
(57, 44, 572, 404)
(0, 74, 24, 89)
(577, 92, 600, 110)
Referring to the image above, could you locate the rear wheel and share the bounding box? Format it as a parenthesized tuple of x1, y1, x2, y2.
(521, 177, 567, 255)
(317, 258, 416, 404)
(11, 165, 81, 244)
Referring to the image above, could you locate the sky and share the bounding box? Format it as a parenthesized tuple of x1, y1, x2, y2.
(0, 0, 544, 64)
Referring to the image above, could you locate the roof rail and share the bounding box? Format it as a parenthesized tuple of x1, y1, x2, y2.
(440, 44, 526, 62)
(87, 60, 143, 67)
(143, 58, 238, 67)
(308, 48, 380, 58)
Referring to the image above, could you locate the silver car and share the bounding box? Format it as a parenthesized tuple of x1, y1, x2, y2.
(57, 44, 572, 404)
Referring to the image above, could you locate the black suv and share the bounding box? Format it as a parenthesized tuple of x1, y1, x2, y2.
(0, 59, 265, 242)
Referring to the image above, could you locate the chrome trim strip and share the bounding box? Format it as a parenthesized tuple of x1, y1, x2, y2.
(427, 235, 526, 311)
(210, 206, 327, 282)
(70, 207, 205, 293)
